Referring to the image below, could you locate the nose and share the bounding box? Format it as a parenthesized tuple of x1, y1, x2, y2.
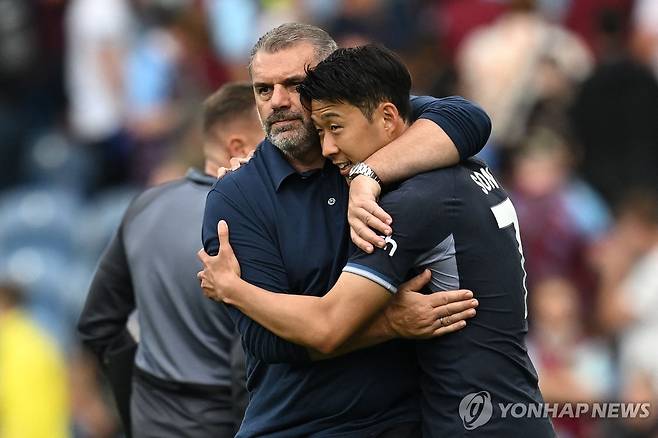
(271, 84, 291, 110)
(321, 133, 339, 158)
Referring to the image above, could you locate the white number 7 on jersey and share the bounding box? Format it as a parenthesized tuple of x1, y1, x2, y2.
(490, 198, 528, 319)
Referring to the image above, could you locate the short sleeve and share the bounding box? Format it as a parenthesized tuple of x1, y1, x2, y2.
(409, 95, 492, 160)
(344, 172, 455, 292)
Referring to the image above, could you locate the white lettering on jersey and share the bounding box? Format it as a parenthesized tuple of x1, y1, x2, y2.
(490, 197, 528, 318)
(384, 236, 398, 257)
(470, 167, 501, 194)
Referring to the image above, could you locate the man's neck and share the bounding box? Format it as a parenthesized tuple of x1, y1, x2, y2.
(287, 156, 325, 173)
(395, 120, 410, 138)
(371, 120, 409, 155)
(283, 149, 325, 173)
(381, 119, 409, 147)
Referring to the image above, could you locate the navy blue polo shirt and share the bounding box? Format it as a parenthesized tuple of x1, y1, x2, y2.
(203, 141, 420, 437)
(202, 96, 491, 437)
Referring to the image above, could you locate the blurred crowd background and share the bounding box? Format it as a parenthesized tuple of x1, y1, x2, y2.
(0, 0, 657, 437)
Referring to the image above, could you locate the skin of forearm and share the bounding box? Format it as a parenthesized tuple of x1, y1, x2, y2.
(224, 279, 333, 351)
(224, 277, 390, 354)
(308, 312, 396, 360)
(364, 119, 459, 184)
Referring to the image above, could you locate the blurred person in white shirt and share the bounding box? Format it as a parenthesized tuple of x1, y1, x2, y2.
(456, 0, 592, 149)
(528, 276, 615, 438)
(65, 0, 135, 188)
(593, 190, 658, 435)
(632, 0, 658, 79)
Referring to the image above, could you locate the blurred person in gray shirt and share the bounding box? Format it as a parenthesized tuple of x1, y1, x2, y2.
(78, 81, 263, 438)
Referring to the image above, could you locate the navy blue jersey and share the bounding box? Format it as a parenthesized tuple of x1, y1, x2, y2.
(345, 159, 555, 436)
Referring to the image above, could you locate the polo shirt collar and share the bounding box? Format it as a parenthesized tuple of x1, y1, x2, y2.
(260, 140, 330, 191)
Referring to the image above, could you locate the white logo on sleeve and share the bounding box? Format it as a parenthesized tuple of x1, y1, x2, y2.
(384, 236, 398, 256)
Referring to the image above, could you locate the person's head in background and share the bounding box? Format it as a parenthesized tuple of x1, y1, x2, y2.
(530, 277, 582, 347)
(0, 282, 24, 316)
(511, 126, 574, 198)
(611, 189, 658, 257)
(248, 23, 337, 169)
(297, 44, 411, 180)
(202, 81, 263, 177)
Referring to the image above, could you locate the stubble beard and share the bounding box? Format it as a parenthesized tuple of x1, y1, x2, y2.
(265, 112, 320, 163)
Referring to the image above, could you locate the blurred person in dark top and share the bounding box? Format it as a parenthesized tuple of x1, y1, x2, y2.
(78, 82, 262, 438)
(0, 0, 68, 189)
(326, 0, 419, 50)
(570, 8, 658, 205)
(564, 0, 634, 59)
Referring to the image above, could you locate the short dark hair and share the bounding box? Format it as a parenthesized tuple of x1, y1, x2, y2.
(298, 44, 412, 121)
(203, 81, 256, 135)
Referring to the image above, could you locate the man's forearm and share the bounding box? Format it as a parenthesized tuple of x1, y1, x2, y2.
(308, 312, 396, 360)
(225, 279, 345, 354)
(224, 280, 327, 349)
(365, 119, 459, 184)
(226, 279, 397, 361)
(223, 274, 391, 355)
(366, 96, 491, 184)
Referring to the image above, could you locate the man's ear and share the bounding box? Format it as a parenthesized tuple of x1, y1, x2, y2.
(226, 136, 248, 158)
(381, 102, 399, 132)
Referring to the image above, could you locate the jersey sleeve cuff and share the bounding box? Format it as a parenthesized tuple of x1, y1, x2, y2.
(343, 263, 398, 294)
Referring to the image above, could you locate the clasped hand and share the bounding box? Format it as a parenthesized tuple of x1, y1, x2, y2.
(197, 220, 241, 303)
